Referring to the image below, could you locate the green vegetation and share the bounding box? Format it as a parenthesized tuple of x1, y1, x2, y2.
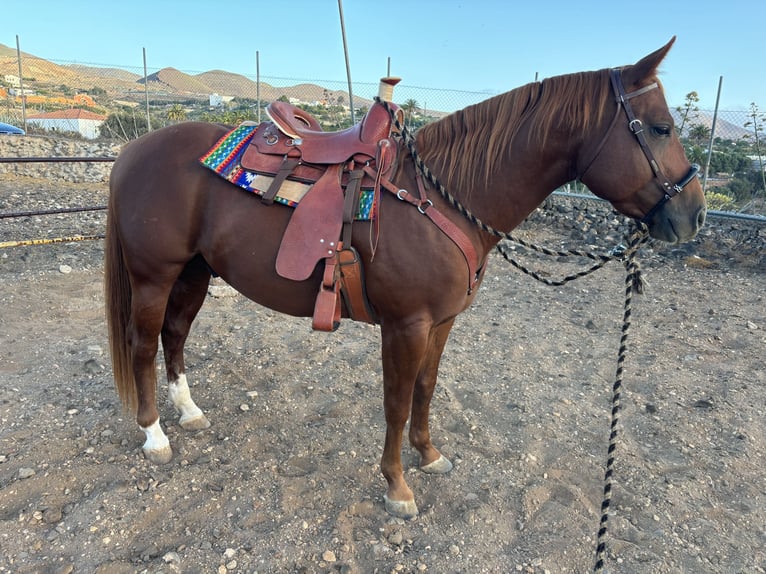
(677, 98, 764, 213)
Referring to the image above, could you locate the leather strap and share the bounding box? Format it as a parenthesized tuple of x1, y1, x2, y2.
(312, 252, 342, 331)
(338, 246, 377, 324)
(342, 168, 364, 246)
(609, 70, 673, 193)
(262, 155, 301, 205)
(370, 165, 483, 293)
(413, 173, 481, 292)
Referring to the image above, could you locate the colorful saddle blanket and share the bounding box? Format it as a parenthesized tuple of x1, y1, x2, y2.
(199, 123, 376, 220)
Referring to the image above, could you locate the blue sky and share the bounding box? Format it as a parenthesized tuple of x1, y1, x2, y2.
(2, 0, 762, 111)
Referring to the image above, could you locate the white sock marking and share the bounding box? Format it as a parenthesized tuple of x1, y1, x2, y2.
(140, 419, 169, 453)
(168, 373, 205, 424)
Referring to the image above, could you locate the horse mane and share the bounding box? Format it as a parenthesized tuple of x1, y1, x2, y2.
(414, 68, 614, 193)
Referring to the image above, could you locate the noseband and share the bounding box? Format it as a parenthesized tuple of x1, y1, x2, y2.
(580, 69, 700, 224)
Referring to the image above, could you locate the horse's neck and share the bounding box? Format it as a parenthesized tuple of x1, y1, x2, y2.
(443, 133, 579, 244)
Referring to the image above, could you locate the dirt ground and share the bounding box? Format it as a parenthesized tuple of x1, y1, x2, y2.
(0, 175, 764, 574)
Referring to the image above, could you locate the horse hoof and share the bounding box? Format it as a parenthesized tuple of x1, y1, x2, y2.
(384, 494, 419, 519)
(143, 444, 173, 464)
(420, 455, 453, 474)
(179, 414, 211, 431)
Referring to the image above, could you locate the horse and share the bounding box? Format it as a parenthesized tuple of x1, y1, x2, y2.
(105, 38, 705, 519)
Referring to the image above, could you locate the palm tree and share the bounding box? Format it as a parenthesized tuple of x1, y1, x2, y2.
(167, 104, 187, 124)
(402, 99, 419, 126)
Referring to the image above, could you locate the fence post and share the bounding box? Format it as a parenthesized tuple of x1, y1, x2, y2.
(256, 51, 261, 124)
(15, 35, 27, 129)
(703, 76, 724, 194)
(338, 0, 355, 124)
(143, 48, 152, 132)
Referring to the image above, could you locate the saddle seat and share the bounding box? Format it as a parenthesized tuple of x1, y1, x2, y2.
(265, 99, 399, 165)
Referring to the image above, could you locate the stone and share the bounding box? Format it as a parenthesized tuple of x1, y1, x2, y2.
(18, 467, 36, 479)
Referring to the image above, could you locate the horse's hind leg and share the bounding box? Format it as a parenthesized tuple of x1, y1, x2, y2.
(130, 279, 180, 464)
(161, 256, 212, 432)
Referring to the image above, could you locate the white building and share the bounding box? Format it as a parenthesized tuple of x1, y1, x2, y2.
(27, 109, 106, 139)
(209, 93, 234, 107)
(3, 74, 21, 87)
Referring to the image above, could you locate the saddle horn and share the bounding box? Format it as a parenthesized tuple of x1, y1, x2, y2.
(378, 77, 401, 102)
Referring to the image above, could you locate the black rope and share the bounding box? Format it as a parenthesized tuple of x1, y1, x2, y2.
(594, 231, 647, 573)
(0, 205, 107, 219)
(377, 97, 652, 572)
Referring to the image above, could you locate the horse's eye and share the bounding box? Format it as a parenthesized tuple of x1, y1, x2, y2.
(652, 125, 672, 137)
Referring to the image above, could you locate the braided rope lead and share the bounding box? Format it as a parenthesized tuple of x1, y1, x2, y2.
(377, 98, 653, 572)
(594, 231, 647, 574)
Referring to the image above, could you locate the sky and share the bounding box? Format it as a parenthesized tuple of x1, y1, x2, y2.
(2, 0, 763, 112)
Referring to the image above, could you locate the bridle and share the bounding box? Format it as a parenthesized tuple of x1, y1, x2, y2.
(579, 68, 700, 224)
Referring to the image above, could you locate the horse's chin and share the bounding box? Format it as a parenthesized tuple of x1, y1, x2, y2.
(646, 205, 706, 244)
(647, 221, 681, 244)
(646, 217, 700, 244)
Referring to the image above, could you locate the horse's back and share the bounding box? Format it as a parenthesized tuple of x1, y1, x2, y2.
(108, 122, 321, 316)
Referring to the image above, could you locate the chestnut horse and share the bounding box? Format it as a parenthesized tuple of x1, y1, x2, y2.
(105, 39, 705, 518)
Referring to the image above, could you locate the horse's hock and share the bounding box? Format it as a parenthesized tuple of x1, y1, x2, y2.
(0, 134, 118, 182)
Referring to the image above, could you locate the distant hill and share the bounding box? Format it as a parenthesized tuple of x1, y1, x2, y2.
(0, 46, 140, 93)
(670, 109, 752, 140)
(67, 64, 141, 83)
(140, 67, 213, 95)
(0, 42, 371, 107)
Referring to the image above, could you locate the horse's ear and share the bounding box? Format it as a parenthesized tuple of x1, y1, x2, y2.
(624, 36, 676, 85)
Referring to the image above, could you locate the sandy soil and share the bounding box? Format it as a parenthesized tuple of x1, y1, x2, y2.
(0, 175, 764, 574)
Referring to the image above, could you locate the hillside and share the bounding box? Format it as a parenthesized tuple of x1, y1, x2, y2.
(0, 46, 139, 94)
(670, 109, 751, 140)
(67, 64, 141, 83)
(0, 43, 370, 107)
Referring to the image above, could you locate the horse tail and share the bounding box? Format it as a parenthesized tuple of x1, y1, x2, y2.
(104, 195, 138, 413)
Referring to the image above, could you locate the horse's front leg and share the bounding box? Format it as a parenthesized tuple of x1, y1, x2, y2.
(380, 319, 431, 519)
(409, 319, 455, 475)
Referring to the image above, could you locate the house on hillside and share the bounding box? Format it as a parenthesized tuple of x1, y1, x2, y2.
(26, 109, 107, 139)
(209, 93, 234, 107)
(3, 74, 21, 87)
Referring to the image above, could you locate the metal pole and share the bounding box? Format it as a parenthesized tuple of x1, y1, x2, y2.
(702, 76, 723, 194)
(143, 48, 151, 131)
(337, 0, 355, 124)
(387, 57, 391, 77)
(15, 35, 27, 128)
(256, 50, 261, 123)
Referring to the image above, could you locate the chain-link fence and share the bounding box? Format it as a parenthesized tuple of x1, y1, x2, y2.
(0, 50, 764, 215)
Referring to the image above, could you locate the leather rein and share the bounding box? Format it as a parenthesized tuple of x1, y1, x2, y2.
(579, 69, 700, 224)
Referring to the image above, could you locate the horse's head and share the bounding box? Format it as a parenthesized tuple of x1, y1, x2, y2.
(578, 38, 706, 243)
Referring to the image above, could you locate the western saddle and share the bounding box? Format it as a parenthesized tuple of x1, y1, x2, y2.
(239, 78, 404, 331)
